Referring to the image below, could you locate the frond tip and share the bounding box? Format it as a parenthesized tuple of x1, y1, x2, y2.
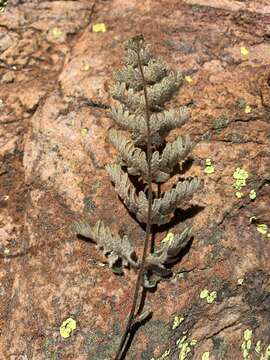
(73, 220, 138, 273)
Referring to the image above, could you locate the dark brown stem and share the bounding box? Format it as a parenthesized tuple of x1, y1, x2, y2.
(114, 37, 153, 360)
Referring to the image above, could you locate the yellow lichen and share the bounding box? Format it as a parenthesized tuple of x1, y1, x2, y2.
(51, 27, 62, 39)
(200, 289, 209, 299)
(172, 315, 185, 330)
(249, 189, 256, 200)
(255, 340, 261, 354)
(233, 168, 249, 190)
(200, 289, 217, 304)
(80, 128, 89, 137)
(257, 224, 268, 235)
(202, 352, 210, 360)
(240, 46, 249, 56)
(177, 335, 197, 360)
(241, 329, 252, 359)
(92, 23, 107, 33)
(185, 75, 193, 83)
(177, 336, 190, 360)
(60, 318, 76, 339)
(204, 158, 215, 175)
(235, 191, 243, 199)
(83, 63, 91, 71)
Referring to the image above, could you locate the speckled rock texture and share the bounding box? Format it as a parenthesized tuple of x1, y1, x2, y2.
(0, 1, 270, 359)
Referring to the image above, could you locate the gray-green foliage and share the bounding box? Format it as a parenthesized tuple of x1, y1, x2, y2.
(0, 0, 7, 12)
(74, 220, 138, 273)
(74, 37, 201, 287)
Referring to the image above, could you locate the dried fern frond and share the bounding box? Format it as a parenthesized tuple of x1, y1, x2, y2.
(73, 220, 138, 272)
(115, 59, 168, 92)
(124, 39, 152, 67)
(147, 71, 183, 109)
(153, 107, 190, 134)
(151, 178, 201, 225)
(106, 163, 200, 225)
(159, 135, 193, 171)
(105, 163, 149, 223)
(111, 71, 183, 113)
(75, 37, 203, 359)
(108, 129, 170, 182)
(143, 226, 193, 288)
(108, 103, 161, 146)
(108, 103, 189, 147)
(109, 130, 193, 182)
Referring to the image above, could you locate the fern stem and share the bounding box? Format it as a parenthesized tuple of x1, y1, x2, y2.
(114, 35, 153, 360)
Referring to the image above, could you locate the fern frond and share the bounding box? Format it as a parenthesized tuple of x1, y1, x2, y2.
(108, 104, 161, 146)
(147, 71, 183, 109)
(143, 225, 193, 287)
(73, 220, 138, 271)
(105, 163, 148, 223)
(153, 107, 189, 134)
(111, 71, 183, 112)
(108, 129, 170, 182)
(124, 40, 151, 67)
(151, 178, 201, 225)
(115, 66, 142, 91)
(115, 59, 168, 92)
(159, 135, 193, 170)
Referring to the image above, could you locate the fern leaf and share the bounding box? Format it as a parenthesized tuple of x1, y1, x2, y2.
(147, 71, 183, 109)
(115, 65, 143, 91)
(124, 39, 152, 67)
(111, 71, 183, 112)
(108, 103, 161, 146)
(160, 135, 193, 171)
(105, 163, 149, 223)
(151, 178, 201, 225)
(143, 226, 193, 288)
(143, 58, 168, 84)
(153, 107, 189, 134)
(108, 129, 170, 182)
(73, 220, 138, 271)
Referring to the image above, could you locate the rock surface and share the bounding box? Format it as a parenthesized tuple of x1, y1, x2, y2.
(0, 1, 270, 359)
